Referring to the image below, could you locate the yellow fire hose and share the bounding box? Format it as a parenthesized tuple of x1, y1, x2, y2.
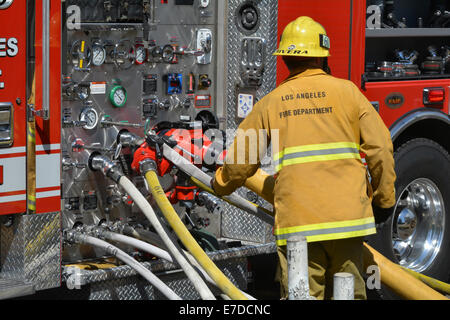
(400, 266, 450, 295)
(144, 170, 249, 300)
(27, 77, 36, 214)
(243, 169, 449, 300)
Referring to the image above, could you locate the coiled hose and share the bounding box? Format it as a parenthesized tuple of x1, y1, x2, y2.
(118, 175, 216, 300)
(72, 232, 181, 300)
(144, 169, 249, 300)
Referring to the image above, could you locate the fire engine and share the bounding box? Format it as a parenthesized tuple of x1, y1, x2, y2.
(0, 0, 448, 300)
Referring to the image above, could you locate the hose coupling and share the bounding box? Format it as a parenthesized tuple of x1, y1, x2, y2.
(64, 229, 85, 244)
(63, 223, 85, 244)
(197, 191, 224, 215)
(117, 130, 145, 148)
(64, 229, 118, 256)
(139, 158, 158, 175)
(88, 152, 123, 183)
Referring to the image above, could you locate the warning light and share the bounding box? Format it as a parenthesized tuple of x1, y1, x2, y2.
(423, 87, 445, 108)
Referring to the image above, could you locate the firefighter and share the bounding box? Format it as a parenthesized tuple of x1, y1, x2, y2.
(212, 16, 396, 300)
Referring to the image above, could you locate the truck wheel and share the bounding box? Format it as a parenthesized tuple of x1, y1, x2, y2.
(369, 138, 450, 291)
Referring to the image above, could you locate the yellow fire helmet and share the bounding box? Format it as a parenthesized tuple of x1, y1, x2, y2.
(273, 16, 330, 57)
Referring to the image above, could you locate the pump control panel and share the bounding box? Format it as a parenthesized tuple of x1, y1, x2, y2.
(61, 0, 220, 261)
(61, 0, 277, 262)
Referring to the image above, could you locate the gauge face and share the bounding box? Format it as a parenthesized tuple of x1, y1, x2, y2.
(80, 107, 98, 130)
(135, 46, 147, 64)
(110, 86, 127, 108)
(92, 45, 106, 66)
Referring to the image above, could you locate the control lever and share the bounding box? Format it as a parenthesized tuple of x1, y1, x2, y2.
(71, 138, 115, 153)
(175, 46, 205, 57)
(145, 133, 164, 160)
(63, 118, 88, 128)
(201, 34, 212, 54)
(196, 29, 213, 64)
(101, 115, 144, 128)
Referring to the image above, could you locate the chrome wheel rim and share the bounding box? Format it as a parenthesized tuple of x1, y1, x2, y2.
(391, 178, 445, 272)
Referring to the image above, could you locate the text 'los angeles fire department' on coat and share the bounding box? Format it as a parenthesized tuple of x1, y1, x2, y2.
(214, 67, 396, 245)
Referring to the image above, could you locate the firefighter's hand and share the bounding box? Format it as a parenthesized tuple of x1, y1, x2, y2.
(211, 167, 236, 197)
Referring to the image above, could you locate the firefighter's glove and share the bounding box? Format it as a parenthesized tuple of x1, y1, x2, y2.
(211, 167, 236, 197)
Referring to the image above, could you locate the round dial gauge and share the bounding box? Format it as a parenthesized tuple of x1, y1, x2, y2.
(79, 107, 99, 130)
(109, 85, 127, 108)
(135, 46, 147, 64)
(92, 45, 106, 66)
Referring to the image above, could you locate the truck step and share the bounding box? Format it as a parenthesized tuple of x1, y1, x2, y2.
(0, 278, 34, 300)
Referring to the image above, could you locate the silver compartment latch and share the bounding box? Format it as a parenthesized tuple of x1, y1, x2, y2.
(196, 29, 213, 65)
(0, 102, 14, 147)
(240, 37, 266, 87)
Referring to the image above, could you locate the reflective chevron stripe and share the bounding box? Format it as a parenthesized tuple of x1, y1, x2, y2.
(274, 217, 376, 245)
(274, 142, 361, 172)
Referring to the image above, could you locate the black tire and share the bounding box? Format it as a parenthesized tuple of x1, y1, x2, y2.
(367, 138, 450, 298)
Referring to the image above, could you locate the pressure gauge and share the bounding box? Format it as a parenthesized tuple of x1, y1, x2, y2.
(91, 43, 106, 66)
(79, 107, 99, 130)
(109, 85, 127, 108)
(135, 45, 147, 65)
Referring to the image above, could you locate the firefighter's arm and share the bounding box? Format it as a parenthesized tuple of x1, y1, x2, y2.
(357, 88, 396, 208)
(213, 101, 270, 196)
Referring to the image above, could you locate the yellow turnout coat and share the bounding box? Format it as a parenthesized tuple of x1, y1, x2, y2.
(214, 66, 396, 246)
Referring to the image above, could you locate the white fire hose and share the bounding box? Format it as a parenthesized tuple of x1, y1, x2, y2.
(88, 153, 216, 300)
(68, 232, 181, 300)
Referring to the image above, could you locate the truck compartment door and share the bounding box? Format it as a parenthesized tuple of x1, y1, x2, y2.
(0, 0, 28, 214)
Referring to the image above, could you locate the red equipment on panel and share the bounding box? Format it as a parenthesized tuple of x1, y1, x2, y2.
(131, 122, 226, 205)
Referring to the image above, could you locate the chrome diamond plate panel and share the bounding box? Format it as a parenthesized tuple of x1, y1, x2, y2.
(62, 243, 276, 300)
(225, 0, 278, 130)
(221, 0, 278, 243)
(0, 212, 61, 291)
(71, 258, 247, 300)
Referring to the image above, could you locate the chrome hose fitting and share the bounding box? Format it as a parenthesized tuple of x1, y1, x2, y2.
(117, 130, 145, 148)
(139, 158, 158, 175)
(88, 152, 123, 183)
